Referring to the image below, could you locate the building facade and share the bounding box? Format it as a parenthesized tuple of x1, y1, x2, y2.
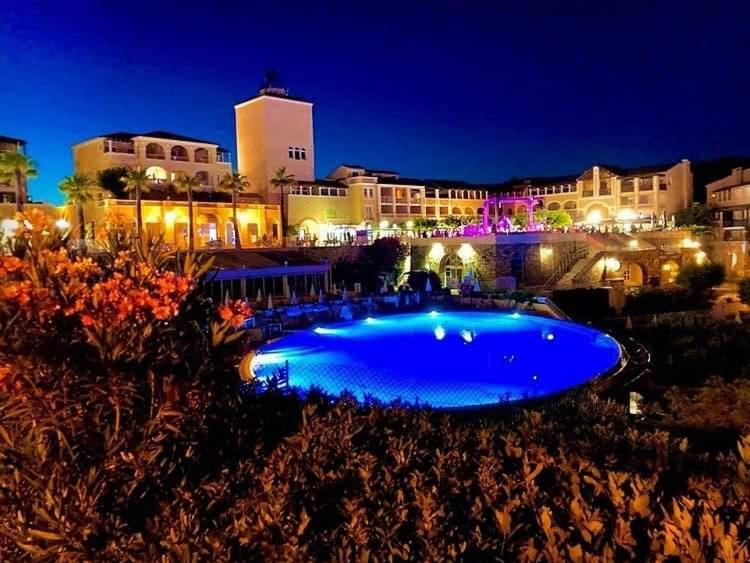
(71, 130, 280, 249)
(0, 134, 28, 205)
(233, 85, 693, 243)
(706, 167, 750, 277)
(494, 161, 693, 229)
(73, 130, 233, 190)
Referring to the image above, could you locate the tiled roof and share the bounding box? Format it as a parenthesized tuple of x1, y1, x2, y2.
(235, 91, 312, 106)
(207, 249, 329, 274)
(97, 130, 222, 145)
(0, 134, 26, 145)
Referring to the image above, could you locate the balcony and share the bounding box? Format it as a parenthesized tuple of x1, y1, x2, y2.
(216, 150, 231, 164)
(103, 140, 135, 155)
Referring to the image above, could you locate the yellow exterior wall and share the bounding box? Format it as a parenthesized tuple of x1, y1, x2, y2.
(235, 95, 314, 202)
(73, 137, 232, 189)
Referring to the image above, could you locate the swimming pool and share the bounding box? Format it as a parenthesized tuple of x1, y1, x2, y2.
(250, 311, 623, 409)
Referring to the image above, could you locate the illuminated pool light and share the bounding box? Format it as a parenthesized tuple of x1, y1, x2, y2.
(253, 312, 622, 409)
(460, 329, 474, 343)
(429, 310, 440, 318)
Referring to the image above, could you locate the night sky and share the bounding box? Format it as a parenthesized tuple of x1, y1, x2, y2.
(2, 0, 749, 204)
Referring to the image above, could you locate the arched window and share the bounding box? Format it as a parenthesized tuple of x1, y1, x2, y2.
(476, 208, 484, 215)
(145, 166, 168, 184)
(194, 147, 209, 163)
(195, 171, 210, 186)
(464, 207, 473, 215)
(563, 201, 577, 210)
(171, 145, 189, 162)
(548, 202, 561, 211)
(452, 207, 461, 215)
(145, 143, 165, 159)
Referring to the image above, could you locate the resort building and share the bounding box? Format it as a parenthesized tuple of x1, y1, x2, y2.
(493, 161, 693, 229)
(707, 167, 750, 277)
(0, 134, 28, 205)
(233, 82, 693, 242)
(73, 130, 233, 190)
(70, 130, 280, 249)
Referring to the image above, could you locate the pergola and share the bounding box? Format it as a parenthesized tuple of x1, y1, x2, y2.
(482, 195, 543, 232)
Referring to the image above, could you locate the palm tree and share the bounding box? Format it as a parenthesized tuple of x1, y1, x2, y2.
(271, 166, 295, 247)
(218, 171, 250, 249)
(122, 168, 151, 242)
(0, 151, 38, 212)
(173, 173, 202, 251)
(59, 173, 96, 249)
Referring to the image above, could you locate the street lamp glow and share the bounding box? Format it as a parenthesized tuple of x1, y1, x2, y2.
(586, 209, 602, 224)
(604, 257, 621, 271)
(55, 218, 71, 230)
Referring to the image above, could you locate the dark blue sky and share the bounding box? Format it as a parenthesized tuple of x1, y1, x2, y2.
(2, 0, 749, 204)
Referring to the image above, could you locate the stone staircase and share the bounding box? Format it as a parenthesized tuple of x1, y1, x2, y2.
(561, 250, 607, 288)
(542, 245, 590, 289)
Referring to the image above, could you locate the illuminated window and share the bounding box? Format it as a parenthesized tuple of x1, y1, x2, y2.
(196, 171, 210, 186)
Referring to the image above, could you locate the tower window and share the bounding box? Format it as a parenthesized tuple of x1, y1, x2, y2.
(288, 146, 307, 160)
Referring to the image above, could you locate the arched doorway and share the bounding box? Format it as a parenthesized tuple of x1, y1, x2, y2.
(623, 262, 645, 288)
(145, 166, 167, 184)
(441, 254, 464, 289)
(299, 218, 319, 243)
(197, 214, 219, 246)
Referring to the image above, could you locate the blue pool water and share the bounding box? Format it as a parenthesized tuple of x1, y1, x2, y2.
(251, 311, 622, 408)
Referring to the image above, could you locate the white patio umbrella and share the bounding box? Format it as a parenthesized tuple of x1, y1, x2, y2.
(651, 314, 658, 326)
(283, 282, 290, 299)
(625, 316, 633, 330)
(318, 288, 325, 304)
(309, 284, 316, 298)
(381, 278, 388, 294)
(473, 278, 481, 292)
(735, 311, 743, 324)
(424, 276, 432, 293)
(224, 290, 231, 305)
(267, 294, 273, 309)
(256, 288, 263, 304)
(291, 290, 298, 305)
(342, 287, 348, 301)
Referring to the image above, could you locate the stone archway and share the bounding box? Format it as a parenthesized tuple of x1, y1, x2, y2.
(623, 261, 645, 288)
(440, 253, 464, 290)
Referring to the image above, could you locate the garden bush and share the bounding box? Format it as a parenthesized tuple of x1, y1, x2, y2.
(623, 288, 711, 316)
(0, 212, 748, 560)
